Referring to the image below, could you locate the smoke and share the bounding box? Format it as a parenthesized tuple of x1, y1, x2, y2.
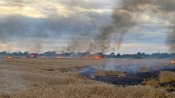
(167, 29, 175, 52)
(64, 0, 137, 53)
(110, 0, 175, 52)
(64, 0, 175, 53)
(94, 0, 175, 52)
(97, 9, 136, 51)
(80, 59, 171, 79)
(0, 0, 175, 53)
(0, 15, 51, 52)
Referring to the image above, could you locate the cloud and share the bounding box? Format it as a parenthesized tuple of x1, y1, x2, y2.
(0, 9, 111, 52)
(0, 0, 173, 53)
(0, 0, 113, 18)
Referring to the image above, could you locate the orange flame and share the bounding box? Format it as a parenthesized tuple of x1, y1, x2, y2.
(82, 56, 103, 59)
(56, 56, 63, 58)
(94, 56, 103, 59)
(5, 56, 12, 59)
(171, 60, 175, 64)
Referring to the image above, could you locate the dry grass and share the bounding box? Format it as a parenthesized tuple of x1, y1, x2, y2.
(0, 58, 174, 98)
(95, 70, 126, 77)
(159, 71, 175, 83)
(138, 67, 148, 72)
(143, 79, 159, 87)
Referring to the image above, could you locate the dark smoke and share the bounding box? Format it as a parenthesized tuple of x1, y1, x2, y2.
(0, 0, 175, 53)
(93, 0, 175, 52)
(65, 0, 137, 52)
(167, 29, 175, 52)
(65, 0, 169, 53)
(157, 0, 175, 52)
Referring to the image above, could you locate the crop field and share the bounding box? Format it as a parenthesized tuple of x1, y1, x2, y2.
(0, 58, 175, 98)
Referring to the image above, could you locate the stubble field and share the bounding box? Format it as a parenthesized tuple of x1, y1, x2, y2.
(0, 58, 175, 98)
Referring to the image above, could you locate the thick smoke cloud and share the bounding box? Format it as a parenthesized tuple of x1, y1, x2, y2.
(157, 0, 175, 52)
(131, 0, 175, 52)
(64, 0, 137, 52)
(64, 0, 175, 53)
(0, 12, 109, 52)
(0, 0, 113, 52)
(91, 0, 175, 52)
(0, 0, 175, 53)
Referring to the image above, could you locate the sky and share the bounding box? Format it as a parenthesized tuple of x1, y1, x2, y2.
(0, 0, 173, 54)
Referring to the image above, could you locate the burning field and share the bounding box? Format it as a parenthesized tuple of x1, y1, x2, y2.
(0, 0, 175, 97)
(80, 61, 175, 90)
(0, 58, 175, 98)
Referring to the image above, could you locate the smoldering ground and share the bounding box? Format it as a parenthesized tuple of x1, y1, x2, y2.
(80, 59, 175, 86)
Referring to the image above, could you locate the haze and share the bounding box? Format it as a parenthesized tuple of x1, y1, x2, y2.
(0, 0, 174, 54)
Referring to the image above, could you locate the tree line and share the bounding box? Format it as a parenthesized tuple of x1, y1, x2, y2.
(0, 51, 175, 59)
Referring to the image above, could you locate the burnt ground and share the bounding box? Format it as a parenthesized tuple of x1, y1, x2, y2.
(80, 65, 175, 91)
(94, 71, 159, 85)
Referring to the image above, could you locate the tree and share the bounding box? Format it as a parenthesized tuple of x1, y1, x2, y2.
(116, 53, 121, 58)
(135, 52, 143, 59)
(110, 52, 115, 58)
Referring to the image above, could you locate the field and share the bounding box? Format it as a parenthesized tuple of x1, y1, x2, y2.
(0, 58, 175, 98)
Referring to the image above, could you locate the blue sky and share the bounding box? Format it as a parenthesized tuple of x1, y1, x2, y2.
(0, 0, 174, 54)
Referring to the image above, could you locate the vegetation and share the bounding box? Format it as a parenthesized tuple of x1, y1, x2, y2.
(159, 71, 175, 83)
(0, 58, 174, 98)
(106, 52, 175, 59)
(143, 79, 159, 87)
(1, 51, 175, 59)
(137, 67, 148, 72)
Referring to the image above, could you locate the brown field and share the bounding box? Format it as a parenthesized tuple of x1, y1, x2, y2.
(0, 58, 174, 98)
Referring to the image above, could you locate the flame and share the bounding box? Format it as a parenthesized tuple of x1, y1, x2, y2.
(4, 56, 12, 59)
(94, 56, 103, 59)
(56, 56, 63, 58)
(171, 60, 175, 64)
(82, 56, 103, 59)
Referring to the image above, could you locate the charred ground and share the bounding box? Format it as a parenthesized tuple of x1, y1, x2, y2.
(80, 59, 175, 92)
(0, 58, 175, 98)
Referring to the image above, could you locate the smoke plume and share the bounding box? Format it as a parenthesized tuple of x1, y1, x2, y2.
(93, 0, 175, 52)
(0, 0, 175, 53)
(65, 0, 175, 53)
(65, 0, 137, 52)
